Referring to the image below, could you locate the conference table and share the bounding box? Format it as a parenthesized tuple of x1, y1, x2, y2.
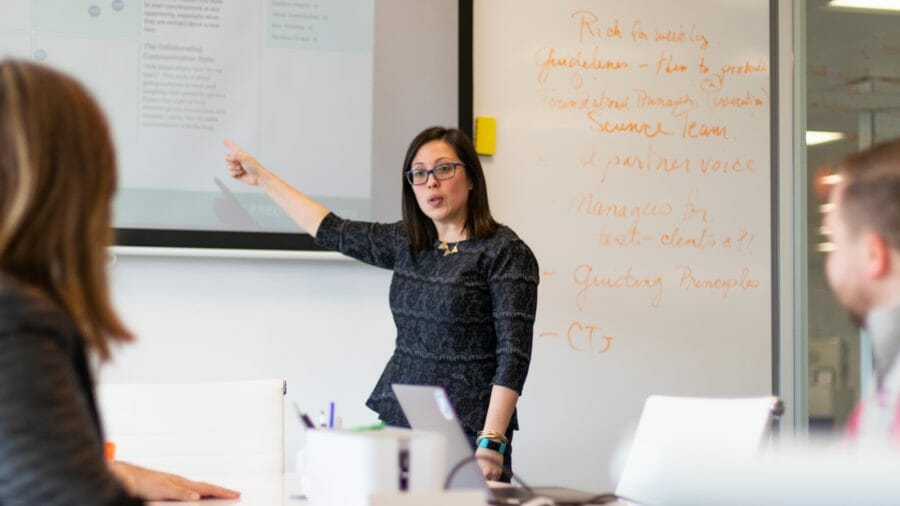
(147, 474, 304, 506)
(146, 473, 626, 505)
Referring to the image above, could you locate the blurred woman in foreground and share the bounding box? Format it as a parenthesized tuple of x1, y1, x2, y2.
(0, 59, 239, 505)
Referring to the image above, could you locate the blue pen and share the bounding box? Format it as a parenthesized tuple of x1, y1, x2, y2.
(328, 402, 335, 428)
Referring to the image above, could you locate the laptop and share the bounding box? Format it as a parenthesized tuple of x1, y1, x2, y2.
(392, 384, 616, 505)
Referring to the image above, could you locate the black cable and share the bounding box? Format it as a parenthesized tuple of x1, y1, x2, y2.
(443, 454, 534, 493)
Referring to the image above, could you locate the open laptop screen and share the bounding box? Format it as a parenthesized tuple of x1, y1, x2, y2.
(391, 384, 609, 505)
(391, 384, 486, 490)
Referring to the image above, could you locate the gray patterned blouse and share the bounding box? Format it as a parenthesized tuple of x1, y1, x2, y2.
(315, 213, 539, 433)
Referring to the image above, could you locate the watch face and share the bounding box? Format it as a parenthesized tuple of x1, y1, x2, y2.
(479, 438, 506, 454)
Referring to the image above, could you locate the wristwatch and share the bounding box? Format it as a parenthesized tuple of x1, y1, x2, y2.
(477, 437, 508, 455)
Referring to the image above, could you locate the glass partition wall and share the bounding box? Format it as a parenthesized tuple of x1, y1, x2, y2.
(804, 0, 900, 432)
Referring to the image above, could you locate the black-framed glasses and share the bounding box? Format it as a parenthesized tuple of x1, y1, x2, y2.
(404, 163, 464, 185)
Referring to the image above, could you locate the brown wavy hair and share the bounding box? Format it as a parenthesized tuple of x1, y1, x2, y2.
(0, 59, 131, 359)
(401, 126, 499, 252)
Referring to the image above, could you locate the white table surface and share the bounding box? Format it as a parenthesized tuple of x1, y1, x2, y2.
(147, 473, 629, 505)
(147, 473, 305, 506)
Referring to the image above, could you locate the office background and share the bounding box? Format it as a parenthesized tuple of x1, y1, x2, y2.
(27, 0, 900, 493)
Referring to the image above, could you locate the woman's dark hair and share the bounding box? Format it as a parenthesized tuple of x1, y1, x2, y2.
(401, 126, 498, 252)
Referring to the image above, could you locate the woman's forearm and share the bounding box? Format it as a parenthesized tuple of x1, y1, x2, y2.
(257, 169, 330, 237)
(482, 384, 519, 435)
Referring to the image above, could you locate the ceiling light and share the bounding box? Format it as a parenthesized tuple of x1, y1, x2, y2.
(807, 130, 846, 145)
(827, 0, 900, 12)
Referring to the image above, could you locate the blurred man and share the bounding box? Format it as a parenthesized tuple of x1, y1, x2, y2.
(824, 138, 900, 441)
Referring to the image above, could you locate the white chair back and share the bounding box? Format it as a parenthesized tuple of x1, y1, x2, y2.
(96, 379, 285, 476)
(615, 395, 780, 504)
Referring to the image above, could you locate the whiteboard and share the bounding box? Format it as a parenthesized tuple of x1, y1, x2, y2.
(474, 0, 773, 491)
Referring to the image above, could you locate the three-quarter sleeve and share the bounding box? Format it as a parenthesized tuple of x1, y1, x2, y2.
(488, 239, 540, 394)
(0, 332, 142, 506)
(314, 212, 403, 270)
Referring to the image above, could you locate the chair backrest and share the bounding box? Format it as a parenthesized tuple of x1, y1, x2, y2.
(614, 395, 780, 504)
(96, 379, 285, 476)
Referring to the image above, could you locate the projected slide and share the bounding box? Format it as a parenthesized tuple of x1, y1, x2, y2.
(0, 0, 374, 232)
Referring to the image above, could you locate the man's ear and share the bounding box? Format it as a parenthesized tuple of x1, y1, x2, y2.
(864, 232, 891, 279)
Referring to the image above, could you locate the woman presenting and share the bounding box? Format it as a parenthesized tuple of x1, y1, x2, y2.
(225, 127, 538, 481)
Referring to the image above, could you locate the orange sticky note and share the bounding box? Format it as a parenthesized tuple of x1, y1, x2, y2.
(104, 441, 116, 461)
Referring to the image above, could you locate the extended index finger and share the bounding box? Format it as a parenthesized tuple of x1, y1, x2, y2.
(223, 139, 243, 155)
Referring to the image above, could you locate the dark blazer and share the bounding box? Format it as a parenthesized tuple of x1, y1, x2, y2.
(0, 273, 142, 505)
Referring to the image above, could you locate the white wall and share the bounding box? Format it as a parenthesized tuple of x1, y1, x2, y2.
(101, 253, 396, 471)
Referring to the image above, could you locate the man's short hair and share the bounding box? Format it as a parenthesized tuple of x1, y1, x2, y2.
(836, 138, 900, 251)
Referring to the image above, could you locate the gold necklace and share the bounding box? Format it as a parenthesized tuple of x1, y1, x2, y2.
(438, 241, 459, 256)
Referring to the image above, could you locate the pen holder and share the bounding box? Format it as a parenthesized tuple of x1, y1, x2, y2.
(304, 428, 447, 506)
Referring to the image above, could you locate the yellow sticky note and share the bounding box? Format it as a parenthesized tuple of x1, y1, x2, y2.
(474, 116, 496, 155)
